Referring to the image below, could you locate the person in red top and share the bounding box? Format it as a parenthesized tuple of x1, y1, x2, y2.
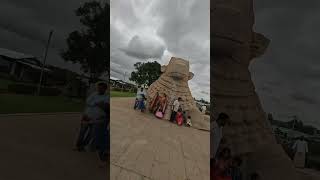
(211, 148, 232, 180)
(176, 108, 184, 126)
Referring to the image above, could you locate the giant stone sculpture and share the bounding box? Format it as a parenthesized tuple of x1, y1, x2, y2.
(147, 57, 209, 130)
(212, 0, 301, 179)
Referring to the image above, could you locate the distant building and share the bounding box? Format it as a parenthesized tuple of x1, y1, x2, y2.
(0, 48, 51, 82)
(110, 76, 136, 92)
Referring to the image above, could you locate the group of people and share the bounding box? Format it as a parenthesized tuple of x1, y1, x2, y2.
(134, 87, 147, 112)
(73, 81, 109, 167)
(212, 113, 260, 180)
(133, 87, 192, 127)
(167, 97, 192, 127)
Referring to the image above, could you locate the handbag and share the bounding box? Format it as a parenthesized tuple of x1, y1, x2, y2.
(155, 111, 164, 118)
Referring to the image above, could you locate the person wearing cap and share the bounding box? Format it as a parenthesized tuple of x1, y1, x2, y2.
(74, 81, 109, 153)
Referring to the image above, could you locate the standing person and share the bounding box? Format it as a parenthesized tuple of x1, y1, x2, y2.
(137, 93, 147, 112)
(170, 97, 182, 123)
(211, 148, 232, 180)
(292, 136, 308, 168)
(212, 113, 230, 160)
(202, 105, 207, 114)
(154, 93, 168, 117)
(149, 92, 160, 112)
(95, 100, 109, 167)
(229, 156, 242, 180)
(134, 87, 143, 109)
(74, 81, 109, 152)
(176, 108, 184, 126)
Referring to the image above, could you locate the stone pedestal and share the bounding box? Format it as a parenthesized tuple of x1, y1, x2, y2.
(212, 0, 300, 179)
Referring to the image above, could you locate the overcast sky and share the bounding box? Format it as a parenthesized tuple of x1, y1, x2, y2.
(253, 1, 320, 128)
(0, 0, 90, 72)
(110, 0, 210, 101)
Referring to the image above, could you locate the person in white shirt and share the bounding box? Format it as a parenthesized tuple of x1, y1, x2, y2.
(170, 97, 182, 122)
(134, 87, 145, 109)
(292, 136, 308, 168)
(211, 113, 229, 160)
(202, 105, 207, 114)
(74, 81, 109, 152)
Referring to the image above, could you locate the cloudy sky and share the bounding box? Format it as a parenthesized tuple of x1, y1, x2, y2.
(0, 0, 91, 72)
(110, 0, 210, 101)
(252, 1, 320, 128)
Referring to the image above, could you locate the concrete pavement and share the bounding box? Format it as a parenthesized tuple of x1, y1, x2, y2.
(0, 113, 106, 180)
(110, 98, 210, 180)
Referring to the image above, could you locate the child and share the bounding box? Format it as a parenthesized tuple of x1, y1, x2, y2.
(229, 156, 242, 180)
(186, 115, 192, 127)
(176, 108, 184, 126)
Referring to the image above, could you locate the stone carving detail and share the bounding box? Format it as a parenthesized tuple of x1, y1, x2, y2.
(147, 57, 209, 130)
(212, 0, 300, 179)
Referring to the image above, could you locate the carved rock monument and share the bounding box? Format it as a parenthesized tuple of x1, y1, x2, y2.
(147, 57, 209, 130)
(212, 0, 301, 179)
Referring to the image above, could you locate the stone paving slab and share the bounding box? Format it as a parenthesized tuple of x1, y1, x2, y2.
(0, 113, 106, 180)
(111, 98, 210, 180)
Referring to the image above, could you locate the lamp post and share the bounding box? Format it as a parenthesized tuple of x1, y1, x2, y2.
(37, 30, 53, 95)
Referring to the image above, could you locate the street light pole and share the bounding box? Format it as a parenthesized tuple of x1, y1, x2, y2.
(123, 72, 127, 82)
(37, 30, 53, 95)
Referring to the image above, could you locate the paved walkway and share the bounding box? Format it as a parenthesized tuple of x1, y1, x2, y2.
(110, 98, 210, 180)
(297, 168, 320, 180)
(0, 113, 106, 180)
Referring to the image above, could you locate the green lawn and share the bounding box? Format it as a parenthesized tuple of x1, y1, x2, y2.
(111, 90, 135, 97)
(0, 78, 14, 90)
(0, 94, 85, 114)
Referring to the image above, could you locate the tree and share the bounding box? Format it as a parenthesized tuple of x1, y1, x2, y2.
(129, 61, 161, 86)
(61, 1, 109, 84)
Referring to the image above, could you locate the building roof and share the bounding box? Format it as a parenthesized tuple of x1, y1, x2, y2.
(0, 48, 35, 59)
(110, 76, 120, 81)
(18, 61, 51, 72)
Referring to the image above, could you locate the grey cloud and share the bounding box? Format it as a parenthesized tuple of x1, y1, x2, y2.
(155, 0, 209, 65)
(290, 93, 318, 105)
(111, 0, 210, 101)
(121, 35, 165, 59)
(0, 0, 88, 73)
(254, 1, 320, 128)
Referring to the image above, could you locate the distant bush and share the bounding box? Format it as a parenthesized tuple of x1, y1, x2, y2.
(111, 87, 135, 93)
(8, 83, 61, 96)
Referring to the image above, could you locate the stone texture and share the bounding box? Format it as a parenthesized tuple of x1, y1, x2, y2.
(0, 113, 106, 180)
(212, 0, 302, 179)
(110, 98, 209, 180)
(147, 57, 209, 130)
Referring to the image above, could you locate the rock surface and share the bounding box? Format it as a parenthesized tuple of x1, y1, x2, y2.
(110, 98, 210, 180)
(212, 0, 301, 179)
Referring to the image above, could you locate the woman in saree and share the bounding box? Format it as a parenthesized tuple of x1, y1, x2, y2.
(154, 93, 168, 118)
(149, 92, 159, 113)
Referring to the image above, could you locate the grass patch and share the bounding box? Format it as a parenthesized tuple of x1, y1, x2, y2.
(0, 94, 84, 114)
(0, 78, 14, 90)
(111, 90, 135, 97)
